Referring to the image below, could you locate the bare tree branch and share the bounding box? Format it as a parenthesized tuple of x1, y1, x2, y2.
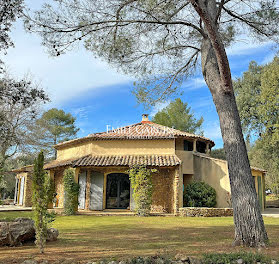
(222, 6, 273, 37)
(155, 50, 199, 103)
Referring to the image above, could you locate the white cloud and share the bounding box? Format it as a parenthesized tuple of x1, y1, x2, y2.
(150, 100, 171, 117)
(183, 77, 207, 91)
(71, 105, 95, 120)
(261, 52, 276, 65)
(226, 38, 272, 56)
(191, 97, 214, 110)
(2, 20, 132, 107)
(203, 121, 222, 141)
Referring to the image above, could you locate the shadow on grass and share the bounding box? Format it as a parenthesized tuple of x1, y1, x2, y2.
(1, 220, 279, 264)
(0, 214, 279, 263)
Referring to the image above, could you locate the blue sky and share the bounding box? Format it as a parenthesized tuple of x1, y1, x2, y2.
(2, 1, 277, 149)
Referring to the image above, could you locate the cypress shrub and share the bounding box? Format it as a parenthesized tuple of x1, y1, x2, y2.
(32, 151, 49, 253)
(63, 168, 79, 215)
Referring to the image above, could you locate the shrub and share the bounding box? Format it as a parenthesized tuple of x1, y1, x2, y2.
(63, 168, 79, 215)
(128, 165, 156, 216)
(203, 252, 272, 264)
(46, 177, 55, 205)
(183, 182, 216, 207)
(32, 151, 49, 253)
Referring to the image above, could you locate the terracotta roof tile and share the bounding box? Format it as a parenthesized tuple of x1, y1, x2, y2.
(44, 154, 181, 170)
(12, 165, 34, 173)
(55, 121, 214, 149)
(73, 154, 181, 167)
(44, 157, 79, 170)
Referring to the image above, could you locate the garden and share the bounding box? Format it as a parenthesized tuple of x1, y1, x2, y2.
(0, 212, 279, 264)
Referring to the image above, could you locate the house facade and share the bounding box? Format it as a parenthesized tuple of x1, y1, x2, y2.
(14, 114, 266, 213)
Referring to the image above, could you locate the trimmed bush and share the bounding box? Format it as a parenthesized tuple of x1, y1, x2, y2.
(63, 168, 79, 215)
(183, 182, 216, 207)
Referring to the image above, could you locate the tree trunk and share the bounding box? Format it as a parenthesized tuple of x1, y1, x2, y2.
(200, 37, 268, 247)
(54, 137, 57, 159)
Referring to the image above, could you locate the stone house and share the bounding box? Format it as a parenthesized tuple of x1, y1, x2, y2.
(13, 114, 266, 213)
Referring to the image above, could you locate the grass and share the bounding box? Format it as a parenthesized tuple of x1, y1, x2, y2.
(0, 211, 279, 263)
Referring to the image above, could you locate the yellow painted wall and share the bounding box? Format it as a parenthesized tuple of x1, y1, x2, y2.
(192, 154, 265, 209)
(253, 170, 265, 210)
(57, 139, 175, 160)
(175, 138, 185, 151)
(175, 150, 194, 174)
(175, 139, 197, 174)
(193, 155, 230, 208)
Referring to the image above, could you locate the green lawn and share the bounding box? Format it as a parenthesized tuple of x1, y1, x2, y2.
(0, 211, 279, 263)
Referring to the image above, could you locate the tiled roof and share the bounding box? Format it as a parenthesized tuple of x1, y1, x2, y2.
(44, 154, 181, 170)
(73, 154, 181, 167)
(44, 158, 79, 170)
(55, 121, 214, 149)
(251, 167, 267, 173)
(12, 165, 34, 173)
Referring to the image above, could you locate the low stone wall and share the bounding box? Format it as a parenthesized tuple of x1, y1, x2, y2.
(179, 207, 233, 217)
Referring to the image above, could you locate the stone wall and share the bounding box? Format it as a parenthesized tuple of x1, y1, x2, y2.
(173, 166, 183, 215)
(51, 166, 177, 213)
(23, 172, 33, 207)
(179, 207, 233, 217)
(151, 168, 175, 213)
(54, 168, 65, 208)
(85, 170, 91, 210)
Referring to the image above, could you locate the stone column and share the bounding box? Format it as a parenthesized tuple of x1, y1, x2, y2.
(47, 170, 55, 209)
(193, 139, 197, 152)
(14, 177, 18, 204)
(74, 167, 80, 183)
(206, 143, 210, 155)
(85, 170, 91, 210)
(173, 165, 183, 215)
(23, 173, 33, 207)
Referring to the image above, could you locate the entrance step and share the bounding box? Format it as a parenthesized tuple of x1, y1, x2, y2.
(77, 209, 174, 216)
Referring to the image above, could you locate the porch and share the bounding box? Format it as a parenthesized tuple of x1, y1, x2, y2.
(49, 163, 182, 214)
(49, 208, 174, 216)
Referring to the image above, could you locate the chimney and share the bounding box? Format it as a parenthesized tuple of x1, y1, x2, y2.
(142, 114, 149, 122)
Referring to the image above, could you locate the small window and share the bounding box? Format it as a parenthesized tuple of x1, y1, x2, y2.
(184, 140, 193, 151)
(196, 141, 206, 153)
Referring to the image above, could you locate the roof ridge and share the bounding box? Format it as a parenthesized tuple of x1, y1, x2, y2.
(88, 122, 143, 137)
(54, 120, 215, 149)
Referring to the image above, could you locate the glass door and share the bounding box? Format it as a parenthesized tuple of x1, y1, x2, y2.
(106, 173, 130, 209)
